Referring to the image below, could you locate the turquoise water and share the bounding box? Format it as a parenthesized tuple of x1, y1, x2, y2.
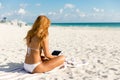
(28, 22, 120, 28)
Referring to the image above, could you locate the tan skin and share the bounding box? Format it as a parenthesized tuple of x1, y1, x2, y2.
(24, 35, 65, 73)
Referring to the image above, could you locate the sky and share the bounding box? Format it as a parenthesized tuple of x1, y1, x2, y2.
(0, 0, 120, 23)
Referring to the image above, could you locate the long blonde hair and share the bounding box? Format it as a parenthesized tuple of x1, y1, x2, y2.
(25, 15, 50, 45)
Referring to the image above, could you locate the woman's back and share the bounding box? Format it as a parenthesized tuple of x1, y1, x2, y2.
(25, 36, 42, 64)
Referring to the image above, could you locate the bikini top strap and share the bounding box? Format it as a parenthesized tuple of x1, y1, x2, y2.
(27, 39, 41, 55)
(27, 47, 39, 55)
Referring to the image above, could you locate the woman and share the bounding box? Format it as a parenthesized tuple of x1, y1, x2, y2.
(24, 15, 65, 73)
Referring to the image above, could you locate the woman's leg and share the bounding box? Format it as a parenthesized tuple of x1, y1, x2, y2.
(32, 55, 65, 73)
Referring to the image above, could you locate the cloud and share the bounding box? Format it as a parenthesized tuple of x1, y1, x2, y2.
(64, 14, 69, 17)
(18, 8, 26, 15)
(6, 12, 13, 16)
(0, 2, 3, 9)
(79, 13, 86, 17)
(0, 2, 1, 8)
(59, 8, 63, 14)
(76, 9, 80, 13)
(36, 3, 40, 7)
(64, 3, 75, 9)
(20, 3, 28, 8)
(40, 13, 46, 15)
(93, 7, 104, 13)
(48, 12, 56, 15)
(76, 9, 86, 17)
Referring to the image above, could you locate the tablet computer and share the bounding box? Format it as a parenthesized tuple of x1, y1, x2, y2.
(52, 50, 61, 56)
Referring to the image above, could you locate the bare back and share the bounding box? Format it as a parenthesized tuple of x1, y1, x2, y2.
(24, 36, 42, 64)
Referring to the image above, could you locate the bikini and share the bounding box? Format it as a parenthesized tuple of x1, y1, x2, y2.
(24, 47, 42, 73)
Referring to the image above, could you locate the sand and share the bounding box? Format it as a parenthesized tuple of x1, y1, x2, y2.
(0, 23, 120, 80)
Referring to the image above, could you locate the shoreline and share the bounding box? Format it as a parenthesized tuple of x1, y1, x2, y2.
(28, 22, 120, 28)
(50, 25, 120, 31)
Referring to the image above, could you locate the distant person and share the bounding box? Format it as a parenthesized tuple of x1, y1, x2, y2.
(24, 15, 65, 73)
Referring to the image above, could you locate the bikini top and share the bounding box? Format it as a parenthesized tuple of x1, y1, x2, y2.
(27, 47, 40, 56)
(27, 41, 43, 56)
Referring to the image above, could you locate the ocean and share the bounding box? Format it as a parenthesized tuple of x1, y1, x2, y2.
(28, 22, 120, 28)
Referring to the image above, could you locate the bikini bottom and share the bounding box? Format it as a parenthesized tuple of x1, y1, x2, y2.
(24, 62, 42, 73)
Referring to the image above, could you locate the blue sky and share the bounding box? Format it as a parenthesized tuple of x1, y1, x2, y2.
(0, 0, 120, 23)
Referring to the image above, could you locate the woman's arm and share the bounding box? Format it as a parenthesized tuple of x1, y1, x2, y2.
(42, 36, 56, 59)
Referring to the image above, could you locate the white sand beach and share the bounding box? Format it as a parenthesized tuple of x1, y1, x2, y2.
(0, 23, 120, 80)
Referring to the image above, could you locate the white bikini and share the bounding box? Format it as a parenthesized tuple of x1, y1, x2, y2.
(24, 47, 42, 73)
